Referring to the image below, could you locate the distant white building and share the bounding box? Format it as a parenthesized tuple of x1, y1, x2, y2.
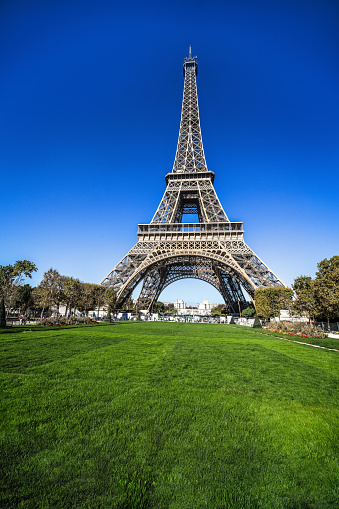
(174, 299, 186, 310)
(195, 300, 220, 316)
(173, 299, 219, 316)
(197, 299, 213, 313)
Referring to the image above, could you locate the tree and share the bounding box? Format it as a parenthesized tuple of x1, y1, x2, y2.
(292, 276, 317, 321)
(0, 260, 37, 327)
(33, 285, 52, 319)
(242, 307, 256, 318)
(211, 304, 227, 315)
(104, 287, 117, 319)
(15, 284, 34, 314)
(254, 286, 293, 319)
(63, 277, 82, 317)
(155, 301, 166, 313)
(92, 285, 106, 318)
(314, 256, 339, 322)
(35, 269, 65, 318)
(254, 288, 272, 319)
(78, 283, 98, 316)
(164, 303, 176, 314)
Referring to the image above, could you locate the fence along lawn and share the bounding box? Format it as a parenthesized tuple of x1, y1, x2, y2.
(1, 322, 338, 508)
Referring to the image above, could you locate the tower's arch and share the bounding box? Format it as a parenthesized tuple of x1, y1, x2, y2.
(113, 250, 258, 313)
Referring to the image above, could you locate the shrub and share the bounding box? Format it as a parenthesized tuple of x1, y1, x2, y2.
(252, 315, 262, 328)
(242, 307, 256, 318)
(265, 320, 326, 339)
(39, 316, 94, 326)
(67, 316, 93, 325)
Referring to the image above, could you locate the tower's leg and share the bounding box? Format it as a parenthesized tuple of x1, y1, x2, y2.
(136, 265, 169, 312)
(101, 244, 148, 293)
(214, 267, 245, 313)
(233, 250, 284, 288)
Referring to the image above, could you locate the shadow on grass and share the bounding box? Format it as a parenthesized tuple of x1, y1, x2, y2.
(0, 321, 144, 336)
(0, 323, 118, 334)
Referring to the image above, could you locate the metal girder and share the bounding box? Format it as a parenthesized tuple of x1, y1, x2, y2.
(151, 176, 229, 224)
(173, 59, 207, 173)
(101, 51, 285, 311)
(135, 257, 247, 313)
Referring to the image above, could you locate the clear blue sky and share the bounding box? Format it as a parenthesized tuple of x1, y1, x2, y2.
(1, 0, 338, 305)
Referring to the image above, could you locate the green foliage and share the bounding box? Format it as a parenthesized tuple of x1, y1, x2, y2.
(0, 322, 338, 508)
(293, 276, 319, 321)
(77, 282, 98, 316)
(0, 260, 37, 324)
(292, 275, 317, 320)
(253, 315, 262, 328)
(254, 288, 272, 319)
(255, 286, 293, 319)
(92, 284, 106, 316)
(229, 316, 235, 324)
(154, 301, 165, 313)
(63, 277, 82, 315)
(291, 256, 339, 322)
(211, 304, 227, 315)
(15, 284, 34, 311)
(104, 287, 117, 316)
(314, 256, 339, 320)
(35, 268, 66, 315)
(242, 307, 256, 318)
(0, 260, 37, 298)
(163, 302, 176, 314)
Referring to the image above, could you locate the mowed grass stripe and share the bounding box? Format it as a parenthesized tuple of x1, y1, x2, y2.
(1, 322, 338, 508)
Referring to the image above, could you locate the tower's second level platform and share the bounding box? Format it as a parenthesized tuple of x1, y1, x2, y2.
(137, 222, 244, 242)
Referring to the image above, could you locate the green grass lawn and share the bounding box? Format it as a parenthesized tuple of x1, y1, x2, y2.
(1, 322, 338, 508)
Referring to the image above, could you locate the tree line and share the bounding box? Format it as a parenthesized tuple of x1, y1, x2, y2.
(1, 255, 338, 327)
(0, 263, 126, 327)
(254, 255, 339, 323)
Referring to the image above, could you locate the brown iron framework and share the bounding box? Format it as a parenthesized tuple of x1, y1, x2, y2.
(101, 49, 284, 312)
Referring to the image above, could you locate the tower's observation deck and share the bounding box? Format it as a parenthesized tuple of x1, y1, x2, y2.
(183, 54, 198, 77)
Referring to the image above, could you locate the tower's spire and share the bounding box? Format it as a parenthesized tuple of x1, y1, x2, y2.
(173, 52, 207, 173)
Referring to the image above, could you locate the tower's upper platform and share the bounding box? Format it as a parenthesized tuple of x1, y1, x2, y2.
(183, 53, 198, 77)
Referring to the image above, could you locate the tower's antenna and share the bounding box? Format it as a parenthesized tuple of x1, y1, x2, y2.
(189, 45, 192, 57)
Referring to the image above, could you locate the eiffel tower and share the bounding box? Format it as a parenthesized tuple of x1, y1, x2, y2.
(101, 49, 284, 313)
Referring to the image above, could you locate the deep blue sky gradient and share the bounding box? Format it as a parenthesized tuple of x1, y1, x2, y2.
(1, 0, 338, 304)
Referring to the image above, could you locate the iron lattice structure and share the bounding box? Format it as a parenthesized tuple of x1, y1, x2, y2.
(101, 50, 284, 312)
